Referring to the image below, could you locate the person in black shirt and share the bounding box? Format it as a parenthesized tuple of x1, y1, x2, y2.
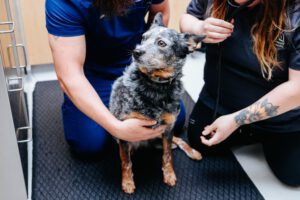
(180, 0, 300, 186)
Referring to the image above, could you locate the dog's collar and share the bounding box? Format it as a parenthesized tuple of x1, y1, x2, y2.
(139, 70, 179, 84)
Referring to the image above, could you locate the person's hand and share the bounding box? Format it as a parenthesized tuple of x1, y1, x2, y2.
(200, 114, 238, 146)
(113, 118, 167, 142)
(196, 17, 234, 43)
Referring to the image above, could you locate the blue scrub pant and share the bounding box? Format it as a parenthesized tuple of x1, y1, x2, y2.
(62, 77, 186, 154)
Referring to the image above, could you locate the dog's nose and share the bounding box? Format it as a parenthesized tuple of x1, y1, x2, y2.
(133, 49, 145, 59)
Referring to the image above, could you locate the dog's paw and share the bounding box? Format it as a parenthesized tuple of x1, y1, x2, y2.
(122, 179, 136, 194)
(163, 171, 177, 186)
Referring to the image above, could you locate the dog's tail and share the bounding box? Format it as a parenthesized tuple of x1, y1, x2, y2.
(172, 136, 202, 160)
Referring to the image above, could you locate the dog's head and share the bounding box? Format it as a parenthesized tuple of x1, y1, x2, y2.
(133, 13, 205, 82)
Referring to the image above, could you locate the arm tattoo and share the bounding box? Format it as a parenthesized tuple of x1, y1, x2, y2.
(234, 99, 279, 126)
(54, 36, 60, 40)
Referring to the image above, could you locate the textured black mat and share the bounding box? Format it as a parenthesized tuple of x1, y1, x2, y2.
(32, 80, 264, 200)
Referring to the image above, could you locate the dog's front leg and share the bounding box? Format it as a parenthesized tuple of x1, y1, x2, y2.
(162, 130, 177, 186)
(119, 141, 135, 194)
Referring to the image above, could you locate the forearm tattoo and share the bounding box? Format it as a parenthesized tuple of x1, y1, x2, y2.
(234, 99, 279, 126)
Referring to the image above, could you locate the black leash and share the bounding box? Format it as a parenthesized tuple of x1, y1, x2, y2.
(212, 0, 255, 120)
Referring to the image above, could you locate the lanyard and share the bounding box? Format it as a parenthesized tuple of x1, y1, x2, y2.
(226, 0, 255, 22)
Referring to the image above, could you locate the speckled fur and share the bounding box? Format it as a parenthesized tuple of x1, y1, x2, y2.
(109, 13, 204, 193)
(109, 14, 204, 147)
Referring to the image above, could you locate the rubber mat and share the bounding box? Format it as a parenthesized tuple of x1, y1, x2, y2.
(32, 80, 264, 200)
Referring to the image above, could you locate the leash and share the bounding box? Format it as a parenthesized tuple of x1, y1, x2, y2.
(212, 0, 255, 120)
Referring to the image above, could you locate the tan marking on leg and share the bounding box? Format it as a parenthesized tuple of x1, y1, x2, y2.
(119, 144, 135, 194)
(172, 136, 202, 160)
(162, 137, 177, 186)
(161, 113, 176, 125)
(122, 112, 151, 121)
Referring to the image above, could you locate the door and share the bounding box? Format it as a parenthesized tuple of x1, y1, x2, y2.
(0, 54, 27, 200)
(0, 0, 30, 199)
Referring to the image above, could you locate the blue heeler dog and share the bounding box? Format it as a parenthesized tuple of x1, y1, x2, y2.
(109, 13, 205, 194)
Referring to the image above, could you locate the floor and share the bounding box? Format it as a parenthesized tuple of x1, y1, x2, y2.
(23, 53, 300, 200)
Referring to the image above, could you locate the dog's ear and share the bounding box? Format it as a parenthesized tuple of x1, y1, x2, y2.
(181, 33, 206, 52)
(150, 12, 164, 29)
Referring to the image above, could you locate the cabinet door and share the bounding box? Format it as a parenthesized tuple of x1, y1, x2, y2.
(0, 0, 15, 68)
(0, 0, 27, 69)
(0, 54, 27, 200)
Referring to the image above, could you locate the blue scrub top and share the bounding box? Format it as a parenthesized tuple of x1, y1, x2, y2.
(46, 0, 164, 79)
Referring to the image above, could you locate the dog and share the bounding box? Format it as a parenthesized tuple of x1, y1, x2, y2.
(109, 13, 205, 194)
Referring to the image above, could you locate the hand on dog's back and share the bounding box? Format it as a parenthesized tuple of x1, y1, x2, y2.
(112, 119, 167, 142)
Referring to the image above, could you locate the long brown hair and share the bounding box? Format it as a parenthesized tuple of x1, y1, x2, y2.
(93, 0, 134, 16)
(211, 0, 289, 80)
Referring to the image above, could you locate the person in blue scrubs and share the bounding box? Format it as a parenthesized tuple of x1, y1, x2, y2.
(46, 0, 186, 154)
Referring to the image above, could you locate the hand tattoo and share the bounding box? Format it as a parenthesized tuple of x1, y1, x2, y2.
(234, 99, 279, 126)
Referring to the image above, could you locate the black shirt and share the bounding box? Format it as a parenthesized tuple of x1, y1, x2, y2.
(187, 0, 300, 133)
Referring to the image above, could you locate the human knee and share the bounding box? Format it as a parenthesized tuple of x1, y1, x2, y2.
(66, 129, 111, 155)
(271, 166, 300, 187)
(73, 138, 108, 154)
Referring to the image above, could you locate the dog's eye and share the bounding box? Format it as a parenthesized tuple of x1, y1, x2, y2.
(157, 40, 167, 47)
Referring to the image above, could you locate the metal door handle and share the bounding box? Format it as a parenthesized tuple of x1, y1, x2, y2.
(0, 21, 14, 34)
(16, 126, 32, 143)
(7, 44, 28, 69)
(6, 76, 23, 92)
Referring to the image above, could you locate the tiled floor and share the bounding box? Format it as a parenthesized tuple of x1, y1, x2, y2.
(24, 54, 300, 200)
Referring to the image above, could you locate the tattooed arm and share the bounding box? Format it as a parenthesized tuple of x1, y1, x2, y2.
(234, 99, 279, 126)
(201, 68, 300, 146)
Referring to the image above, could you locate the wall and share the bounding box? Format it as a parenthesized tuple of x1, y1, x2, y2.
(169, 0, 190, 31)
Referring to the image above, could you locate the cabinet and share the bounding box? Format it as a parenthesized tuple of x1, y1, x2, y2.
(0, 0, 31, 199)
(0, 60, 27, 200)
